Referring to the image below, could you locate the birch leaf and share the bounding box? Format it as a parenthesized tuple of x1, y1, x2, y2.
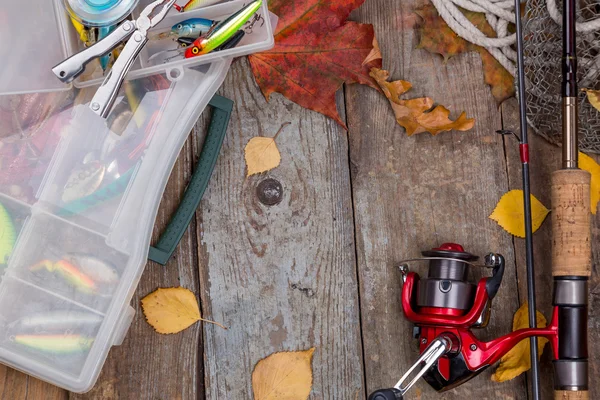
(578, 151, 600, 214)
(244, 123, 290, 177)
(583, 88, 600, 112)
(245, 137, 281, 177)
(370, 68, 475, 135)
(492, 302, 548, 382)
(141, 287, 225, 334)
(252, 348, 315, 400)
(489, 190, 549, 237)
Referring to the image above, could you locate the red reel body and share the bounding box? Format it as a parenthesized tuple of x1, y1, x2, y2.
(369, 244, 559, 399)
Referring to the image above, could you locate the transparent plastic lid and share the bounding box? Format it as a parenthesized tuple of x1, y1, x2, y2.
(0, 1, 71, 95)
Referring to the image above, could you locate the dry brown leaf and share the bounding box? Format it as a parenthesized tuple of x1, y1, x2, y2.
(415, 5, 514, 104)
(370, 68, 475, 135)
(141, 287, 225, 334)
(245, 123, 291, 177)
(252, 348, 315, 400)
(363, 38, 382, 67)
(492, 302, 548, 382)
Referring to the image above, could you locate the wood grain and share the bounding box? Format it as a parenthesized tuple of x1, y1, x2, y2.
(346, 0, 525, 398)
(0, 367, 67, 400)
(71, 135, 203, 400)
(193, 58, 364, 399)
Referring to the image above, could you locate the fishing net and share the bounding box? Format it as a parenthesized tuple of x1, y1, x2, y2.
(524, 0, 600, 153)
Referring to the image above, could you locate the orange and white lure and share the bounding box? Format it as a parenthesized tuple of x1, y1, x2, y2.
(173, 0, 222, 12)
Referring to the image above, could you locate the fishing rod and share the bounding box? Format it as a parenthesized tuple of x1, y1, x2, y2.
(550, 0, 591, 398)
(366, 1, 590, 399)
(502, 0, 542, 396)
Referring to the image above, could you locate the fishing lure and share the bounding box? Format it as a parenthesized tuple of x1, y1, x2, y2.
(171, 18, 214, 38)
(177, 37, 195, 47)
(0, 203, 16, 266)
(173, 0, 222, 13)
(11, 311, 103, 332)
(64, 253, 120, 284)
(14, 334, 94, 354)
(62, 160, 106, 203)
(216, 29, 245, 51)
(185, 0, 261, 58)
(30, 260, 97, 294)
(70, 17, 93, 46)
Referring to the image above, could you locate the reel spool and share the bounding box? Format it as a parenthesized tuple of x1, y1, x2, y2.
(417, 244, 479, 317)
(63, 0, 139, 27)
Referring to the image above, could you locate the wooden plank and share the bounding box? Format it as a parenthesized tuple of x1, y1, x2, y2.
(502, 99, 600, 399)
(347, 0, 525, 398)
(0, 367, 67, 400)
(72, 135, 203, 400)
(193, 58, 365, 399)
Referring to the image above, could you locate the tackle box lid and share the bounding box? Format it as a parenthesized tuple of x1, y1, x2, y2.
(0, 0, 275, 393)
(0, 0, 74, 95)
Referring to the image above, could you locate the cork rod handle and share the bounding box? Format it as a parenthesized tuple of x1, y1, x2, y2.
(551, 169, 592, 277)
(555, 390, 589, 400)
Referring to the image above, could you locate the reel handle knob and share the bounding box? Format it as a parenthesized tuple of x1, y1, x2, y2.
(368, 388, 403, 400)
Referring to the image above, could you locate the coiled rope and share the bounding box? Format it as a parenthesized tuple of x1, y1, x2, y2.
(430, 0, 600, 77)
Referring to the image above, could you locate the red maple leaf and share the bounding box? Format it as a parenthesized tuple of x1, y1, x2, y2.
(248, 0, 381, 128)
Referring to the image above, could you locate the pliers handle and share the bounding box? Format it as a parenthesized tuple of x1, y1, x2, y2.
(52, 0, 177, 118)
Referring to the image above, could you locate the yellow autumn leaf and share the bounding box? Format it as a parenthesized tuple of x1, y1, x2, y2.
(245, 137, 281, 177)
(244, 122, 291, 177)
(489, 190, 550, 237)
(583, 88, 600, 112)
(492, 302, 548, 382)
(141, 287, 225, 334)
(578, 151, 600, 215)
(252, 348, 315, 400)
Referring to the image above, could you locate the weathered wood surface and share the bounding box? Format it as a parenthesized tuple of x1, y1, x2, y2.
(2, 0, 600, 399)
(347, 0, 524, 398)
(194, 60, 364, 399)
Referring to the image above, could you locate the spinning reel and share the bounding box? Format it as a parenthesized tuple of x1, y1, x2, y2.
(368, 244, 566, 400)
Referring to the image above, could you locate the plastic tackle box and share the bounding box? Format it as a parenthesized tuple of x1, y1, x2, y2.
(0, 0, 274, 392)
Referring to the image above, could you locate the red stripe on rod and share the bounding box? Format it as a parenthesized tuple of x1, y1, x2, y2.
(520, 143, 529, 163)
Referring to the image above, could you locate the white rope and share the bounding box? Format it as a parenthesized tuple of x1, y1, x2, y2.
(429, 0, 600, 79)
(546, 0, 600, 31)
(430, 0, 517, 76)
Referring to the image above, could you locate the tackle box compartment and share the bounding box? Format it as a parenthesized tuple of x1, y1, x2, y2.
(0, 59, 233, 392)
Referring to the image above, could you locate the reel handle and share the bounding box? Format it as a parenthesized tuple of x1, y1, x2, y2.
(368, 335, 454, 400)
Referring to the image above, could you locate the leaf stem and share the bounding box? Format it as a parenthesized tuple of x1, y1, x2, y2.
(200, 317, 228, 330)
(273, 122, 291, 141)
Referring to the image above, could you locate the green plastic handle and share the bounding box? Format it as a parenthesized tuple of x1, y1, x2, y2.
(148, 94, 233, 265)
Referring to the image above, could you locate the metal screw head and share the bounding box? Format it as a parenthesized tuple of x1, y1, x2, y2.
(91, 102, 100, 111)
(470, 344, 477, 351)
(123, 22, 133, 31)
(134, 32, 143, 42)
(421, 338, 428, 345)
(256, 178, 283, 206)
